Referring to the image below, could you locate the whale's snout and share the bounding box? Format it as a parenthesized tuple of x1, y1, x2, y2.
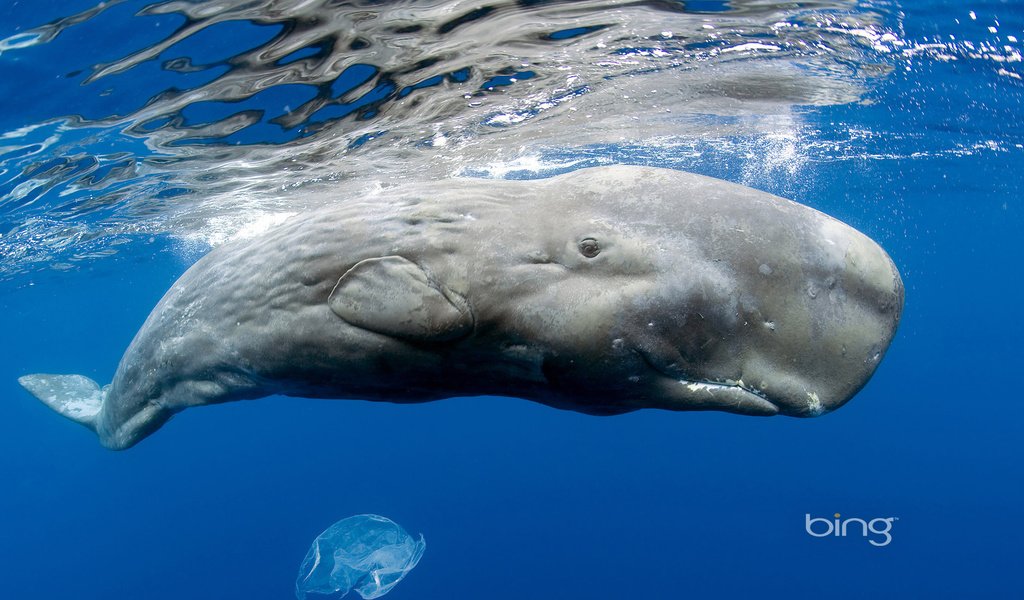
(96, 401, 171, 450)
(637, 191, 905, 419)
(742, 223, 905, 417)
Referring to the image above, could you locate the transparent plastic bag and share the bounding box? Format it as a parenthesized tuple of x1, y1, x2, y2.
(296, 514, 425, 599)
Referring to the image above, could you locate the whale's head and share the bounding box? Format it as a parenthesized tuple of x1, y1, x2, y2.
(492, 166, 904, 417)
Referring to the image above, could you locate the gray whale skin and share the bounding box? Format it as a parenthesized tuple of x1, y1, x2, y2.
(20, 166, 904, 450)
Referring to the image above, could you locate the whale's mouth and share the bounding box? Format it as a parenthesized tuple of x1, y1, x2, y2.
(670, 377, 780, 415)
(635, 349, 783, 416)
(100, 402, 171, 450)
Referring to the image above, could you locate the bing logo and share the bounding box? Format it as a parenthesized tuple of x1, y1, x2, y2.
(805, 513, 898, 547)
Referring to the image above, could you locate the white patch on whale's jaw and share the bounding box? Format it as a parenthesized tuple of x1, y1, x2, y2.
(675, 377, 780, 416)
(805, 391, 825, 416)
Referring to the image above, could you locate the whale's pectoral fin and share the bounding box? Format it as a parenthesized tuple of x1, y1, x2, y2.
(18, 374, 106, 432)
(329, 256, 474, 342)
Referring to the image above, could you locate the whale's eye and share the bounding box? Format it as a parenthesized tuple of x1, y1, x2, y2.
(578, 238, 601, 258)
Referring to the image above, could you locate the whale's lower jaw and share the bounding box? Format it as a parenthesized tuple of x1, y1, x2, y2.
(638, 361, 839, 418)
(17, 373, 164, 450)
(669, 378, 782, 416)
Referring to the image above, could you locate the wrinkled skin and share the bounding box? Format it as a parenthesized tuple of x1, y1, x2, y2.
(21, 166, 903, 449)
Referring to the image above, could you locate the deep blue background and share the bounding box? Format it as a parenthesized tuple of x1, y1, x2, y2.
(2, 2, 1023, 598)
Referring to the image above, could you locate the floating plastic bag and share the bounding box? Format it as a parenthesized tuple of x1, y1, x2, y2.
(296, 514, 425, 599)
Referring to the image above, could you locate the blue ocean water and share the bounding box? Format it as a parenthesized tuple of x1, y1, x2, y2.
(0, 1, 1021, 598)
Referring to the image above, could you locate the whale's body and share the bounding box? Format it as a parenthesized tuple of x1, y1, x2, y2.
(20, 166, 903, 449)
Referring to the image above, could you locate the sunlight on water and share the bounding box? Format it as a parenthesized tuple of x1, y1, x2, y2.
(0, 0, 1018, 280)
